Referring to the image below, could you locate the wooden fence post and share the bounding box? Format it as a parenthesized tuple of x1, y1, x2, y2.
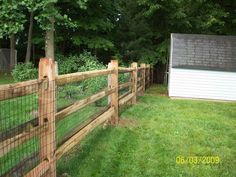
(38, 58, 56, 177)
(108, 60, 119, 125)
(131, 62, 138, 104)
(140, 63, 146, 93)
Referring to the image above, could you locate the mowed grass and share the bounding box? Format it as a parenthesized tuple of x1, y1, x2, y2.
(0, 73, 13, 85)
(57, 85, 236, 177)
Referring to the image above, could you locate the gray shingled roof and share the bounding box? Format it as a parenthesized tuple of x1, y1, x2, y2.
(171, 33, 236, 72)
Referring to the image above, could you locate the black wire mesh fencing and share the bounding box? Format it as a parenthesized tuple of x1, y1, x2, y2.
(0, 80, 56, 177)
(0, 58, 153, 177)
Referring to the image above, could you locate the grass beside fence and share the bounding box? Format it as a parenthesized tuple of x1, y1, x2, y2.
(57, 85, 236, 177)
(0, 73, 13, 85)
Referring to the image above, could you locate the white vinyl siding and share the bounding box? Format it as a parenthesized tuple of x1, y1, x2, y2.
(169, 68, 236, 101)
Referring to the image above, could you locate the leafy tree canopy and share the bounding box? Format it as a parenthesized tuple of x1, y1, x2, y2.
(0, 0, 235, 65)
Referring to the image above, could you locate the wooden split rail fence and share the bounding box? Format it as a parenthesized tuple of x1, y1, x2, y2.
(0, 58, 153, 177)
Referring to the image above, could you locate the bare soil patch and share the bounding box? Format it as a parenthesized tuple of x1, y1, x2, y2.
(118, 118, 139, 128)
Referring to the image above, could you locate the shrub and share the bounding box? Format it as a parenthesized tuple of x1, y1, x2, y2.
(56, 54, 79, 74)
(11, 62, 38, 82)
(57, 52, 107, 93)
(58, 84, 83, 100)
(57, 52, 107, 106)
(77, 52, 107, 93)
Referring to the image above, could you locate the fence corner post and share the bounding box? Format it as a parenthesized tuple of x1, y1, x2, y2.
(38, 58, 56, 177)
(131, 62, 138, 104)
(140, 63, 146, 93)
(108, 60, 119, 125)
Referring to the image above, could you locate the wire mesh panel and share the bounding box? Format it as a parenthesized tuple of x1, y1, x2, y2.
(118, 72, 131, 97)
(0, 58, 151, 177)
(137, 69, 142, 88)
(56, 75, 109, 148)
(0, 79, 56, 177)
(0, 82, 39, 176)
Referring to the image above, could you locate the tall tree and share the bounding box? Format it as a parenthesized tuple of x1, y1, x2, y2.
(45, 5, 55, 59)
(0, 1, 26, 67)
(25, 11, 34, 62)
(38, 0, 89, 59)
(55, 0, 118, 58)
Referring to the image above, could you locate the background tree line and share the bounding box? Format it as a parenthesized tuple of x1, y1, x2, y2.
(0, 0, 235, 82)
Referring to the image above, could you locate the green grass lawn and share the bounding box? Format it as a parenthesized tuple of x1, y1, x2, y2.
(57, 85, 236, 177)
(0, 73, 14, 85)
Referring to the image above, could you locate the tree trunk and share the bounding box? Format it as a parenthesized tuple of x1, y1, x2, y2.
(10, 34, 16, 70)
(45, 16, 55, 60)
(25, 11, 34, 63)
(32, 44, 35, 64)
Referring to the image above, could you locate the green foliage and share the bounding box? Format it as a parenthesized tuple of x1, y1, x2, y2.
(55, 0, 117, 53)
(58, 84, 83, 101)
(0, 1, 26, 37)
(1, 0, 236, 69)
(77, 52, 106, 72)
(0, 74, 14, 85)
(73, 36, 114, 50)
(56, 54, 84, 101)
(77, 52, 107, 94)
(119, 73, 130, 84)
(11, 62, 38, 82)
(56, 51, 106, 75)
(56, 54, 79, 74)
(0, 0, 89, 38)
(56, 52, 107, 106)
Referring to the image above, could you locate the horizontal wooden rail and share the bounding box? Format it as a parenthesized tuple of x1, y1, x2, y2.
(119, 92, 135, 106)
(0, 79, 43, 101)
(119, 90, 131, 100)
(56, 106, 115, 160)
(24, 160, 49, 177)
(56, 87, 115, 121)
(137, 86, 143, 93)
(0, 118, 38, 142)
(137, 67, 146, 70)
(56, 69, 114, 86)
(118, 82, 132, 90)
(0, 152, 39, 177)
(57, 106, 110, 146)
(0, 104, 72, 143)
(0, 123, 47, 158)
(118, 67, 135, 73)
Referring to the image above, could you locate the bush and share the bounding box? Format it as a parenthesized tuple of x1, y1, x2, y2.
(57, 52, 107, 106)
(77, 52, 107, 93)
(56, 54, 79, 74)
(11, 62, 38, 82)
(56, 52, 107, 93)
